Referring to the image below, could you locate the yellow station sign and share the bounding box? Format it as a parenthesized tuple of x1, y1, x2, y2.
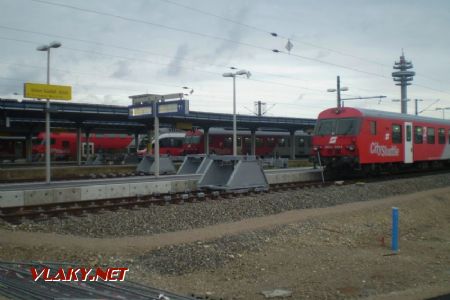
(24, 83, 72, 100)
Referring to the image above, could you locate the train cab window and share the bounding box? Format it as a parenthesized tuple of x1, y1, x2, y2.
(370, 121, 377, 135)
(392, 124, 402, 144)
(315, 119, 335, 136)
(438, 128, 445, 144)
(191, 136, 201, 144)
(427, 127, 435, 144)
(62, 141, 70, 148)
(414, 126, 423, 144)
(336, 118, 359, 135)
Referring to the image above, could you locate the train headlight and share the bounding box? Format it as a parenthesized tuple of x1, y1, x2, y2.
(346, 145, 356, 151)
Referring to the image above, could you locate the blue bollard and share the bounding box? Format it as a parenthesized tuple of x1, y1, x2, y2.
(392, 207, 399, 251)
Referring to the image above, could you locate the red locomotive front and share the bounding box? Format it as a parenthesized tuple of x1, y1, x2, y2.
(312, 106, 450, 176)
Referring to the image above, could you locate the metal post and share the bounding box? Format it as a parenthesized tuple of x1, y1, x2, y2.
(154, 100, 160, 177)
(337, 76, 341, 109)
(204, 127, 210, 155)
(25, 133, 33, 162)
(415, 99, 418, 116)
(392, 207, 399, 251)
(290, 131, 296, 160)
(134, 133, 139, 153)
(76, 127, 81, 165)
(85, 131, 90, 158)
(250, 129, 256, 156)
(232, 75, 237, 156)
(45, 49, 51, 183)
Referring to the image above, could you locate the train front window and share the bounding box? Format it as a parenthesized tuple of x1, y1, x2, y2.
(315, 118, 359, 136)
(315, 119, 335, 136)
(191, 136, 201, 144)
(336, 119, 359, 135)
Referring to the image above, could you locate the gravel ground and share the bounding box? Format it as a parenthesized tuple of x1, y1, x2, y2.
(2, 172, 450, 237)
(135, 222, 315, 276)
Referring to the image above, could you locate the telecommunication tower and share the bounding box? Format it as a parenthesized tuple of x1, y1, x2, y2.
(392, 51, 415, 114)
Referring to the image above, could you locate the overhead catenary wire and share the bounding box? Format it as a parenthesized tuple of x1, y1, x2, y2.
(3, 0, 449, 108)
(25, 0, 450, 96)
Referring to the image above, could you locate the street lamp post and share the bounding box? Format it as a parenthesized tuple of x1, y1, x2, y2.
(435, 107, 450, 119)
(222, 69, 251, 156)
(37, 41, 61, 184)
(327, 76, 348, 109)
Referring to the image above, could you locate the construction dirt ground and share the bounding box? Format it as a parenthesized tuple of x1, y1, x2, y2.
(0, 186, 449, 299)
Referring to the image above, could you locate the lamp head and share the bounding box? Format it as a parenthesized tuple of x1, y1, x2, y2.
(327, 88, 336, 92)
(222, 72, 234, 77)
(36, 45, 49, 51)
(49, 41, 62, 48)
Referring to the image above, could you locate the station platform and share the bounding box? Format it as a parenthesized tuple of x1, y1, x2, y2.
(0, 168, 322, 208)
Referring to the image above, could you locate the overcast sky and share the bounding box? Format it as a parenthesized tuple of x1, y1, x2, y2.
(0, 0, 449, 119)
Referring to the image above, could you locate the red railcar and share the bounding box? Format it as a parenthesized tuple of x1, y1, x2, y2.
(136, 132, 186, 157)
(312, 107, 450, 173)
(183, 128, 311, 157)
(32, 132, 133, 160)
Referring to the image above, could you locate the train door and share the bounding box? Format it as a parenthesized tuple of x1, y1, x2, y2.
(404, 122, 413, 163)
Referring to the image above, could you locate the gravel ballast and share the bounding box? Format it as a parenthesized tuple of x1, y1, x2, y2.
(2, 172, 450, 237)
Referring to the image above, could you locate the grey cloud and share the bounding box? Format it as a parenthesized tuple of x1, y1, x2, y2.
(165, 43, 189, 77)
(111, 60, 132, 79)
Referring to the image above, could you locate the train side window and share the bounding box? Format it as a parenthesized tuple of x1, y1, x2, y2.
(414, 126, 423, 144)
(62, 140, 70, 148)
(427, 127, 435, 144)
(392, 124, 402, 144)
(298, 138, 305, 147)
(438, 128, 445, 144)
(256, 137, 262, 147)
(237, 137, 242, 147)
(370, 121, 377, 135)
(278, 138, 287, 147)
(96, 133, 104, 138)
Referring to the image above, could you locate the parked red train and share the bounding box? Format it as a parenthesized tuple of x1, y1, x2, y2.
(183, 128, 311, 157)
(312, 107, 450, 175)
(32, 132, 133, 160)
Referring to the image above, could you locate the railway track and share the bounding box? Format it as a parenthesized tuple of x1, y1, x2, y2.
(0, 181, 327, 223)
(2, 168, 449, 224)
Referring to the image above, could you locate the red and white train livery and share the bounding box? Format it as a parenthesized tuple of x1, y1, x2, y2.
(312, 107, 450, 173)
